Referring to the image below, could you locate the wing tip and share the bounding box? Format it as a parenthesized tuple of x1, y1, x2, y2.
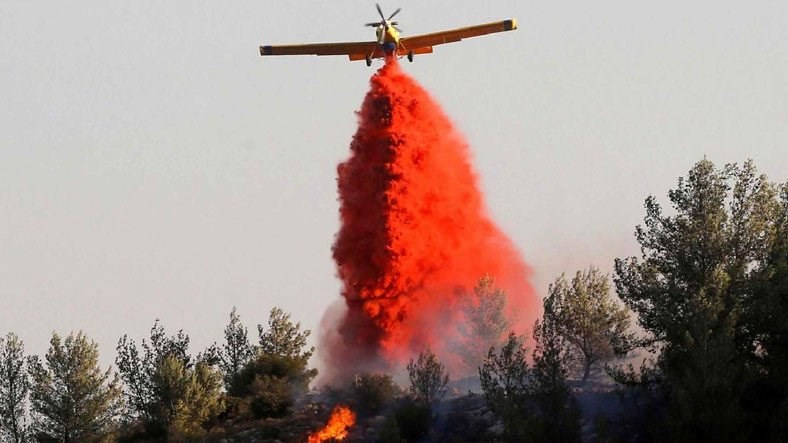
(505, 18, 517, 31)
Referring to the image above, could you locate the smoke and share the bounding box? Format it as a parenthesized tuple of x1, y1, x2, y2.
(319, 58, 538, 382)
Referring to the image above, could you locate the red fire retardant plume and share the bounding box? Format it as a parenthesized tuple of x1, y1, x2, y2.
(321, 59, 537, 379)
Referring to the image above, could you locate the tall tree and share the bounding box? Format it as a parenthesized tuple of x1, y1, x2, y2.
(745, 179, 788, 438)
(116, 319, 189, 429)
(407, 348, 449, 410)
(545, 267, 633, 381)
(257, 307, 314, 360)
(116, 320, 221, 437)
(28, 332, 121, 443)
(614, 159, 781, 441)
(530, 316, 581, 442)
(0, 333, 29, 443)
(204, 307, 253, 393)
(230, 307, 317, 418)
(455, 275, 512, 371)
(158, 357, 224, 440)
(479, 332, 531, 441)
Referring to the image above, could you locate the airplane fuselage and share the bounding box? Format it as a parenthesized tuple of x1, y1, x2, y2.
(375, 22, 400, 54)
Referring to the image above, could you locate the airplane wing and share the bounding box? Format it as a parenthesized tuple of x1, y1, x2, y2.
(399, 19, 517, 52)
(260, 41, 379, 60)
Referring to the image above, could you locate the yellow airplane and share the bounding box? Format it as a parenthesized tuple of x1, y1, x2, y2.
(259, 4, 517, 66)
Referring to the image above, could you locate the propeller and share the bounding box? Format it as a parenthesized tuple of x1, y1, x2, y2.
(365, 4, 402, 30)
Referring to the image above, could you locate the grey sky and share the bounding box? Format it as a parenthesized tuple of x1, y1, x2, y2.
(1, 1, 786, 371)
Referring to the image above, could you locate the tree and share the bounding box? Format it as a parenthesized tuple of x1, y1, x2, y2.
(230, 307, 317, 418)
(614, 159, 782, 441)
(479, 332, 531, 441)
(351, 373, 400, 415)
(167, 360, 224, 440)
(28, 332, 121, 443)
(204, 307, 253, 393)
(455, 275, 512, 372)
(480, 320, 581, 443)
(115, 320, 222, 437)
(0, 333, 29, 443)
(745, 179, 788, 439)
(530, 316, 581, 442)
(407, 348, 449, 410)
(545, 267, 634, 381)
(257, 307, 314, 360)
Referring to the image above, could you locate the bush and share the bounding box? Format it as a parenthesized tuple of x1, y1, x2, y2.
(352, 373, 400, 415)
(249, 375, 293, 419)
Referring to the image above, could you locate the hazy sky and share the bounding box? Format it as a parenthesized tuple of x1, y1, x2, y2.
(1, 1, 786, 371)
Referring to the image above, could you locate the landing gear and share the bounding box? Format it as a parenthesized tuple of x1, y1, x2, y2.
(366, 55, 372, 67)
(407, 50, 414, 62)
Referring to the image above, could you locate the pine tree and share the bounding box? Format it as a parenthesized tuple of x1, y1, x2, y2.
(116, 320, 222, 437)
(257, 307, 313, 360)
(28, 332, 121, 443)
(479, 332, 531, 441)
(456, 275, 512, 372)
(545, 267, 633, 381)
(614, 159, 782, 441)
(0, 333, 29, 443)
(530, 316, 581, 442)
(407, 348, 449, 410)
(204, 307, 253, 394)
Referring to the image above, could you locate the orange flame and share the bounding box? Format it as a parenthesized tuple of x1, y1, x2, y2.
(308, 405, 356, 443)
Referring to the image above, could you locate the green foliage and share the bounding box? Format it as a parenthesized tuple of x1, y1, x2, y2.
(169, 362, 224, 439)
(204, 307, 253, 394)
(115, 320, 222, 437)
(479, 327, 581, 443)
(745, 180, 788, 440)
(545, 267, 634, 382)
(352, 373, 400, 414)
(0, 332, 29, 443)
(407, 348, 449, 410)
(232, 353, 315, 419)
(248, 375, 292, 419)
(479, 332, 531, 441)
(233, 351, 316, 396)
(455, 275, 512, 371)
(530, 317, 581, 443)
(227, 307, 317, 420)
(258, 307, 314, 360)
(614, 159, 785, 441)
(28, 331, 122, 443)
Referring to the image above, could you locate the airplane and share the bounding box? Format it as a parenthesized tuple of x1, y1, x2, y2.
(259, 4, 517, 66)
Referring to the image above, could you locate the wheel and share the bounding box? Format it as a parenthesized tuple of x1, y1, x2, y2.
(366, 56, 372, 67)
(407, 51, 414, 62)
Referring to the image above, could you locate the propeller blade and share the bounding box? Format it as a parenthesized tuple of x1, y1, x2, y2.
(388, 7, 401, 20)
(365, 22, 381, 27)
(376, 3, 385, 21)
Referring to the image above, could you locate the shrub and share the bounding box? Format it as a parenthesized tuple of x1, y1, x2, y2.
(352, 373, 400, 415)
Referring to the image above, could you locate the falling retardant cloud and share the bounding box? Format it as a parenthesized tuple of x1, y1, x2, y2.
(319, 59, 539, 382)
